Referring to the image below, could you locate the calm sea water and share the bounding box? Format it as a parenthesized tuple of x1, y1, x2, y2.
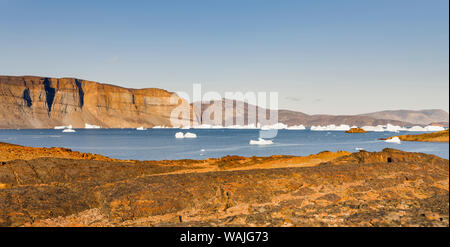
(0, 129, 448, 160)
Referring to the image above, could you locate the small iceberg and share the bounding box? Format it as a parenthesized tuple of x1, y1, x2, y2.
(361, 125, 385, 132)
(407, 125, 446, 132)
(260, 123, 288, 130)
(85, 123, 101, 129)
(184, 132, 197, 138)
(286, 125, 306, 130)
(249, 138, 274, 145)
(54, 125, 72, 130)
(62, 128, 76, 133)
(153, 125, 170, 129)
(311, 124, 351, 131)
(424, 125, 445, 132)
(385, 137, 401, 144)
(175, 132, 197, 138)
(136, 126, 147, 130)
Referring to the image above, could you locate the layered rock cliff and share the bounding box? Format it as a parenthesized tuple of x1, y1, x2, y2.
(0, 76, 197, 129)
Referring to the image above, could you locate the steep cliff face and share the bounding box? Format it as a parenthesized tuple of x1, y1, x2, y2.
(0, 76, 197, 129)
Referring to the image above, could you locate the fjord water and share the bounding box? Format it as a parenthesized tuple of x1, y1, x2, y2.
(0, 129, 448, 160)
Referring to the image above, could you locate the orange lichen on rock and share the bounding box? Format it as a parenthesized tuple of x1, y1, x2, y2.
(0, 142, 116, 162)
(0, 142, 448, 227)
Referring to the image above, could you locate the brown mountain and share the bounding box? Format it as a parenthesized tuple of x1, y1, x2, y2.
(196, 99, 414, 127)
(0, 75, 196, 129)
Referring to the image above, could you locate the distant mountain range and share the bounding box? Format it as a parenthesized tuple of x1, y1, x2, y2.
(197, 99, 448, 127)
(0, 76, 448, 129)
(359, 109, 449, 125)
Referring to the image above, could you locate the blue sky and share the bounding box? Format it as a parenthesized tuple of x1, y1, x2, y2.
(0, 0, 448, 114)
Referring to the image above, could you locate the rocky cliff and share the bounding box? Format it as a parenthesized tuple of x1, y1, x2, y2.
(0, 76, 197, 129)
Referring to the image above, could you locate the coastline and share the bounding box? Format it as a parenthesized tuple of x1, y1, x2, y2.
(384, 130, 449, 143)
(0, 141, 448, 227)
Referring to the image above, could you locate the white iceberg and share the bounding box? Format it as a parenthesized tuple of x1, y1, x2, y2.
(311, 124, 351, 131)
(361, 125, 385, 132)
(62, 128, 76, 133)
(385, 124, 407, 132)
(136, 126, 147, 130)
(175, 132, 185, 138)
(360, 124, 409, 132)
(287, 125, 306, 130)
(260, 123, 288, 130)
(249, 138, 274, 145)
(85, 123, 101, 129)
(153, 125, 170, 129)
(54, 125, 72, 130)
(184, 132, 197, 138)
(406, 125, 446, 132)
(424, 125, 445, 132)
(385, 137, 401, 144)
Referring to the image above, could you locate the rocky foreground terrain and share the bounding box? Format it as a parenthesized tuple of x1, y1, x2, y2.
(0, 142, 448, 227)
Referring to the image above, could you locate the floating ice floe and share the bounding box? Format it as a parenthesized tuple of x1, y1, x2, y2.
(136, 126, 147, 130)
(224, 124, 258, 129)
(424, 126, 446, 131)
(286, 125, 306, 130)
(85, 123, 101, 129)
(355, 147, 365, 151)
(62, 128, 76, 133)
(385, 137, 401, 144)
(175, 132, 185, 138)
(260, 123, 288, 130)
(153, 125, 171, 129)
(360, 124, 446, 132)
(311, 124, 351, 131)
(407, 126, 425, 132)
(175, 132, 197, 138)
(54, 125, 72, 130)
(249, 138, 274, 145)
(407, 125, 446, 132)
(184, 132, 197, 138)
(361, 125, 385, 132)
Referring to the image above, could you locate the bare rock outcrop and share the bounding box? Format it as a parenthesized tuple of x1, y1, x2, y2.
(386, 130, 449, 143)
(0, 146, 448, 227)
(346, 127, 367, 133)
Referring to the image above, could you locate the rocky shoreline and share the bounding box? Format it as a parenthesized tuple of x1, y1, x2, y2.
(380, 130, 449, 142)
(0, 142, 448, 227)
(387, 130, 449, 143)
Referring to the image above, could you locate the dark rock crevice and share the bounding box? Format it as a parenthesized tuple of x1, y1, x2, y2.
(75, 79, 84, 108)
(43, 78, 55, 112)
(22, 89, 32, 107)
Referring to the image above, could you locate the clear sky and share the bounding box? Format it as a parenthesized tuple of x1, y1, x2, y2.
(0, 0, 448, 114)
